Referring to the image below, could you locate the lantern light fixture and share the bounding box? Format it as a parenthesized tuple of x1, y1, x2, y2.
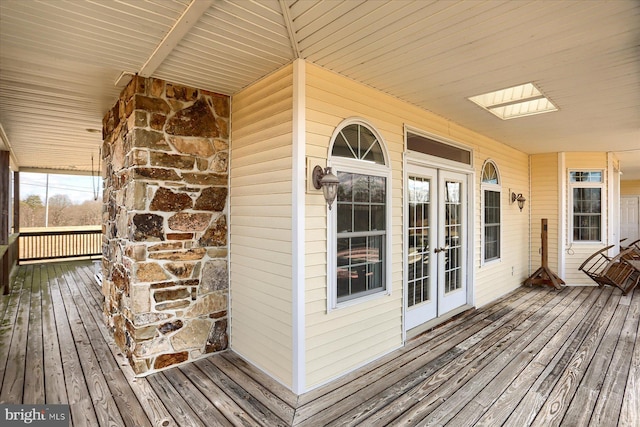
(312, 165, 339, 210)
(511, 191, 526, 212)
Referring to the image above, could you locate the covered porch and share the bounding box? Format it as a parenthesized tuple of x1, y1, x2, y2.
(1, 261, 638, 426)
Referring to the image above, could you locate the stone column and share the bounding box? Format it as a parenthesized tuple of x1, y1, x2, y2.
(102, 76, 229, 375)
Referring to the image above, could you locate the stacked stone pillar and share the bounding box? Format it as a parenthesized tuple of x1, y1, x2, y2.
(102, 76, 229, 375)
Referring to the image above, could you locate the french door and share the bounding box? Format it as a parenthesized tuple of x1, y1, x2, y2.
(405, 164, 468, 330)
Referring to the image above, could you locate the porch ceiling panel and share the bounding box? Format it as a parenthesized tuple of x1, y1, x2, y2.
(152, 0, 293, 96)
(0, 0, 638, 178)
(0, 0, 191, 173)
(293, 0, 639, 155)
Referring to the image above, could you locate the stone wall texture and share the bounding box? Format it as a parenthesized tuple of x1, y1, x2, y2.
(102, 76, 229, 375)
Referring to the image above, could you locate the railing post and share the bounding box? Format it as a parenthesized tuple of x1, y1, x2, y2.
(0, 151, 9, 246)
(13, 171, 19, 265)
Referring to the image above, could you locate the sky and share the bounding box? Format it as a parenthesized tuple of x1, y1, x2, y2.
(19, 172, 102, 204)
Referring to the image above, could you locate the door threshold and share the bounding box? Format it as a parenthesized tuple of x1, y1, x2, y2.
(406, 304, 474, 341)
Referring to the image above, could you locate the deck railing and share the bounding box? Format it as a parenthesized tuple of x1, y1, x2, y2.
(19, 227, 102, 262)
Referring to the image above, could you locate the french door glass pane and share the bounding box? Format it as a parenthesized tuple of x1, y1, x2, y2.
(407, 176, 431, 307)
(445, 181, 462, 294)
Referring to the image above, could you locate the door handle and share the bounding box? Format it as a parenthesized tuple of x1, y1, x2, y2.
(434, 245, 450, 253)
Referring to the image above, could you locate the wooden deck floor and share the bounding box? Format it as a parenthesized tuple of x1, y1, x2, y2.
(1, 261, 638, 426)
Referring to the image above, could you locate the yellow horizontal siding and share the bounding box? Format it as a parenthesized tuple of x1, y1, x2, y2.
(304, 63, 531, 388)
(472, 141, 529, 307)
(230, 144, 292, 168)
(564, 243, 607, 285)
(565, 152, 607, 170)
(231, 253, 292, 281)
(305, 64, 405, 388)
(530, 153, 560, 277)
(230, 64, 294, 388)
(621, 180, 640, 195)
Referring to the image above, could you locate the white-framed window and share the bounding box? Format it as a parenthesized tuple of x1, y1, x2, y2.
(570, 170, 604, 242)
(481, 160, 501, 263)
(328, 119, 391, 308)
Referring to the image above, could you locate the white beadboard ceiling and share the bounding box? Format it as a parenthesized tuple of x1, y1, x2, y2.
(1, 0, 638, 178)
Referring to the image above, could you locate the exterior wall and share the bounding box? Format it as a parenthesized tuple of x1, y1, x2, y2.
(563, 152, 609, 284)
(304, 63, 529, 388)
(530, 153, 560, 275)
(621, 180, 640, 195)
(472, 137, 529, 307)
(230, 65, 294, 387)
(102, 76, 229, 375)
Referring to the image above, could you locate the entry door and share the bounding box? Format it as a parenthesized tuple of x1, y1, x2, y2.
(405, 165, 468, 330)
(621, 197, 639, 242)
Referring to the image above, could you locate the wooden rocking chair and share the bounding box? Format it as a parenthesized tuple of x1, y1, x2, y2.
(621, 238, 640, 260)
(578, 245, 640, 295)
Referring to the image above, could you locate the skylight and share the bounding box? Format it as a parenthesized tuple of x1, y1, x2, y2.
(468, 83, 558, 120)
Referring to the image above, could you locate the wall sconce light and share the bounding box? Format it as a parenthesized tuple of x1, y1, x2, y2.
(312, 165, 339, 210)
(511, 191, 526, 212)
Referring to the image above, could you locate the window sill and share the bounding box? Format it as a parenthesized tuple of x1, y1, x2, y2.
(569, 241, 605, 245)
(481, 258, 502, 267)
(331, 289, 390, 312)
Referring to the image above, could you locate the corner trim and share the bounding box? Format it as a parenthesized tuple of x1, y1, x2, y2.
(292, 58, 306, 394)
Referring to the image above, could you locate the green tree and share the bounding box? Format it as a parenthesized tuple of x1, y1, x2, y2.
(20, 194, 45, 227)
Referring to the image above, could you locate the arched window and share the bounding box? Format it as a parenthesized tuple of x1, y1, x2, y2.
(329, 120, 391, 307)
(481, 160, 501, 262)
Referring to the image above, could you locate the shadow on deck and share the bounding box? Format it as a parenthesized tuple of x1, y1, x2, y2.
(0, 261, 638, 426)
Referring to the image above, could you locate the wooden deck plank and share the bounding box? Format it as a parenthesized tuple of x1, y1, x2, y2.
(69, 263, 176, 427)
(609, 289, 640, 427)
(320, 287, 565, 427)
(210, 353, 296, 424)
(63, 264, 119, 374)
(370, 286, 570, 427)
(55, 263, 125, 427)
(0, 264, 33, 403)
(179, 363, 260, 427)
(504, 287, 616, 426)
(23, 264, 45, 404)
(3, 262, 639, 427)
(561, 291, 633, 426)
(0, 263, 26, 393)
(48, 263, 99, 427)
(104, 368, 154, 427)
(295, 286, 533, 408)
(221, 351, 299, 409)
(194, 358, 291, 427)
(529, 288, 622, 427)
(296, 287, 555, 425)
(467, 286, 600, 427)
(163, 367, 234, 427)
(65, 265, 153, 427)
(147, 373, 207, 427)
(42, 264, 68, 404)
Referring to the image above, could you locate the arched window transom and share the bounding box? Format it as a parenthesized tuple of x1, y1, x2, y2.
(332, 124, 386, 165)
(482, 161, 500, 184)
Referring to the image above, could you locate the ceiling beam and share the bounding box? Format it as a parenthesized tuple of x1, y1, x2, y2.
(279, 0, 301, 59)
(139, 0, 214, 78)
